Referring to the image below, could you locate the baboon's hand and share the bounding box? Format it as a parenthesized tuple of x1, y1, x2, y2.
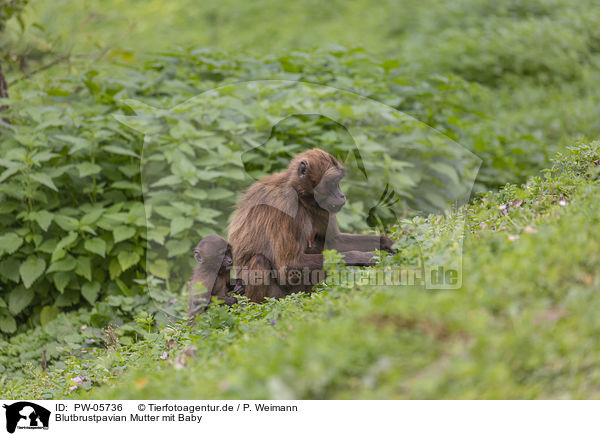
(223, 295, 239, 306)
(380, 236, 397, 254)
(343, 250, 378, 267)
(231, 278, 245, 295)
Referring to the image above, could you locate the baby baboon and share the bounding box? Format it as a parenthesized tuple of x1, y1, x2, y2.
(188, 235, 244, 319)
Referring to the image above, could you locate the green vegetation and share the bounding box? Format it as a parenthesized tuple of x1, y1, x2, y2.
(2, 142, 599, 399)
(1, 0, 599, 399)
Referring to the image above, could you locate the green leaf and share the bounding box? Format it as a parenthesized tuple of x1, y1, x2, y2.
(0, 201, 18, 214)
(196, 169, 223, 180)
(104, 145, 139, 158)
(113, 226, 136, 243)
(0, 167, 19, 184)
(0, 314, 16, 333)
(55, 134, 90, 153)
(76, 162, 102, 177)
(195, 208, 221, 223)
(118, 251, 140, 271)
(430, 162, 460, 186)
(53, 271, 71, 293)
(54, 215, 79, 231)
(40, 306, 59, 326)
(109, 257, 122, 279)
(154, 206, 178, 219)
(111, 181, 141, 190)
(0, 233, 23, 255)
(19, 256, 46, 288)
(32, 151, 58, 164)
(30, 210, 54, 231)
(81, 207, 104, 225)
(81, 282, 101, 305)
(119, 163, 139, 178)
(205, 188, 233, 200)
(170, 217, 193, 236)
(75, 256, 92, 281)
(55, 289, 79, 307)
(38, 238, 59, 254)
(147, 228, 168, 245)
(115, 278, 133, 296)
(47, 256, 77, 273)
(151, 175, 182, 187)
(8, 286, 34, 315)
(222, 167, 245, 180)
(52, 231, 78, 262)
(79, 226, 95, 236)
(84, 237, 106, 257)
(30, 172, 58, 191)
(166, 239, 191, 257)
(148, 259, 170, 279)
(0, 258, 21, 282)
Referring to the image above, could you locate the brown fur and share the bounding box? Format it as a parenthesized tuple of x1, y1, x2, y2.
(188, 235, 244, 320)
(228, 148, 396, 302)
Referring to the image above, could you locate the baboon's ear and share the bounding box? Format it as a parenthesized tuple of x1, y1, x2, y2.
(194, 250, 202, 263)
(298, 161, 308, 178)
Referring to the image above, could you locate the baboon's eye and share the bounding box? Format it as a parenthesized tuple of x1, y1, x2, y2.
(298, 161, 308, 177)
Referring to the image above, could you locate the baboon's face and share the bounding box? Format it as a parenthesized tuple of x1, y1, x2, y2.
(219, 245, 233, 272)
(296, 154, 347, 213)
(194, 236, 232, 272)
(313, 169, 346, 213)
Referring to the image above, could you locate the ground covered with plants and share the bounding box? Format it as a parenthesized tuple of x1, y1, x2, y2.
(2, 142, 599, 399)
(1, 0, 599, 399)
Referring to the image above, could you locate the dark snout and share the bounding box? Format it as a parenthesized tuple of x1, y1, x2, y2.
(328, 196, 346, 212)
(223, 256, 233, 271)
(315, 180, 347, 213)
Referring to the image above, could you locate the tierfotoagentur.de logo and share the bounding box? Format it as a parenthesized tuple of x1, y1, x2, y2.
(2, 402, 50, 434)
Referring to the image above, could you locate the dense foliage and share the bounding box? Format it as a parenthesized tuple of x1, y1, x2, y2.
(2, 142, 599, 399)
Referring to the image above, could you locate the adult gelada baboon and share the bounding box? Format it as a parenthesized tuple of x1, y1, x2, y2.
(188, 235, 244, 319)
(228, 148, 396, 302)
